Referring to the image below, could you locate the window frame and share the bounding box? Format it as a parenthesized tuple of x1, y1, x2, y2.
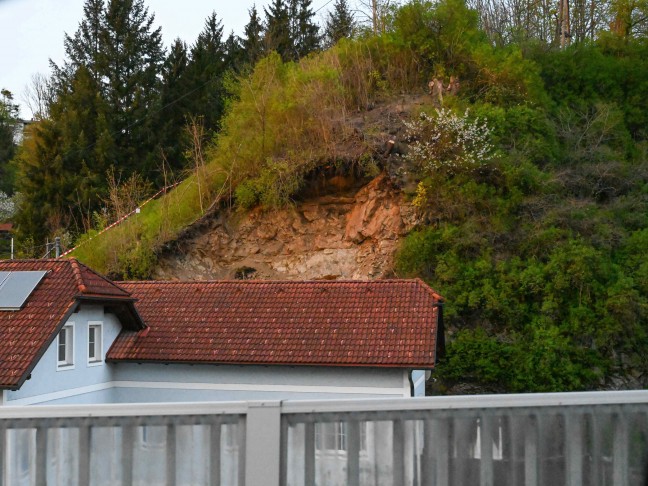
(56, 322, 75, 370)
(139, 425, 167, 449)
(87, 321, 103, 366)
(315, 422, 367, 453)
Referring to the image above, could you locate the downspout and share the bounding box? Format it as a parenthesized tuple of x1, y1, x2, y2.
(434, 301, 446, 362)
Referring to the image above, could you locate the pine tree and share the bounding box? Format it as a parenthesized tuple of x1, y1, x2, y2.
(57, 0, 104, 82)
(264, 0, 293, 61)
(224, 31, 245, 72)
(242, 5, 265, 66)
(155, 39, 191, 171)
(99, 0, 164, 175)
(324, 0, 356, 47)
(51, 0, 164, 177)
(17, 0, 164, 241)
(185, 12, 228, 134)
(15, 66, 113, 242)
(293, 0, 320, 58)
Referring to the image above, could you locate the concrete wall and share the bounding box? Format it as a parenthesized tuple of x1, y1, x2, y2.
(5, 304, 121, 405)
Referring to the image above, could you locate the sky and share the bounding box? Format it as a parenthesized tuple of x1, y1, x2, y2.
(0, 0, 336, 118)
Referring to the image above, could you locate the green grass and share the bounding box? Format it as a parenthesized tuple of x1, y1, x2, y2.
(70, 167, 227, 278)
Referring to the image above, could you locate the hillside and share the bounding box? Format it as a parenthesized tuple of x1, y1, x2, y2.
(7, 0, 648, 394)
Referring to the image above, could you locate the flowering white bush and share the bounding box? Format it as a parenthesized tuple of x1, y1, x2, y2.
(404, 109, 496, 175)
(0, 191, 16, 221)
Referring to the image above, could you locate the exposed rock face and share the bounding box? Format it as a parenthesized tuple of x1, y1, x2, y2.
(154, 174, 417, 281)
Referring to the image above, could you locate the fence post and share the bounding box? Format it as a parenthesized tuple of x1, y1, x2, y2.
(565, 413, 583, 486)
(480, 415, 494, 486)
(245, 401, 282, 486)
(35, 426, 47, 486)
(78, 424, 91, 486)
(524, 416, 538, 486)
(612, 412, 629, 486)
(348, 420, 361, 486)
(304, 423, 315, 485)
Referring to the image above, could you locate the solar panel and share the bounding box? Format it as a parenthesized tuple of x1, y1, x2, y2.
(0, 271, 47, 310)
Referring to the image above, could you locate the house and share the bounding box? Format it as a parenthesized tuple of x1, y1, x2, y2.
(0, 259, 444, 406)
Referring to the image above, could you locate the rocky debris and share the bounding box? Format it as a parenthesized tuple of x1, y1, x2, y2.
(154, 174, 417, 281)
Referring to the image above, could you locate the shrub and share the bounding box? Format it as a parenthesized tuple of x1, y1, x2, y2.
(403, 109, 496, 176)
(234, 181, 259, 210)
(0, 191, 16, 221)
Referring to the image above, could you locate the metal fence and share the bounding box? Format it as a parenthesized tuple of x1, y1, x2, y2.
(0, 391, 646, 486)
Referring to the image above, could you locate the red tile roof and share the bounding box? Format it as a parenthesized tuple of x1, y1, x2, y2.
(108, 280, 443, 368)
(0, 259, 136, 389)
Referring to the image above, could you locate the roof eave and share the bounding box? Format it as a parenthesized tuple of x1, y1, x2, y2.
(75, 295, 147, 331)
(104, 358, 437, 369)
(11, 300, 80, 390)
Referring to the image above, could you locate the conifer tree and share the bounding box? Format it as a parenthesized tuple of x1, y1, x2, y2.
(324, 0, 356, 46)
(155, 39, 191, 170)
(264, 0, 293, 61)
(185, 12, 228, 134)
(99, 0, 164, 175)
(57, 0, 104, 82)
(293, 0, 320, 58)
(242, 5, 265, 66)
(224, 31, 245, 72)
(15, 66, 113, 242)
(16, 0, 164, 240)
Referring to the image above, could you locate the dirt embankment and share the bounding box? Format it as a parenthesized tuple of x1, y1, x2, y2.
(154, 174, 417, 280)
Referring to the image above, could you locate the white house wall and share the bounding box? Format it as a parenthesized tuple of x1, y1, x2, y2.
(106, 363, 411, 403)
(8, 361, 411, 405)
(5, 304, 122, 405)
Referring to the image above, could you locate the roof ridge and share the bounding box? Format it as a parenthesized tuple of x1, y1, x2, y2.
(74, 259, 132, 296)
(68, 258, 88, 293)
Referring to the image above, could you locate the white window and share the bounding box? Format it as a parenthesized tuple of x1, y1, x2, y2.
(315, 422, 367, 452)
(57, 323, 74, 369)
(87, 322, 103, 365)
(140, 425, 166, 449)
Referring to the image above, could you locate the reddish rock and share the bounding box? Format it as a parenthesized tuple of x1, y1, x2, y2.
(154, 175, 417, 281)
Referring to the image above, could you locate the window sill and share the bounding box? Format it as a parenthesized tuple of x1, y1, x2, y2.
(87, 360, 103, 367)
(56, 364, 75, 371)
